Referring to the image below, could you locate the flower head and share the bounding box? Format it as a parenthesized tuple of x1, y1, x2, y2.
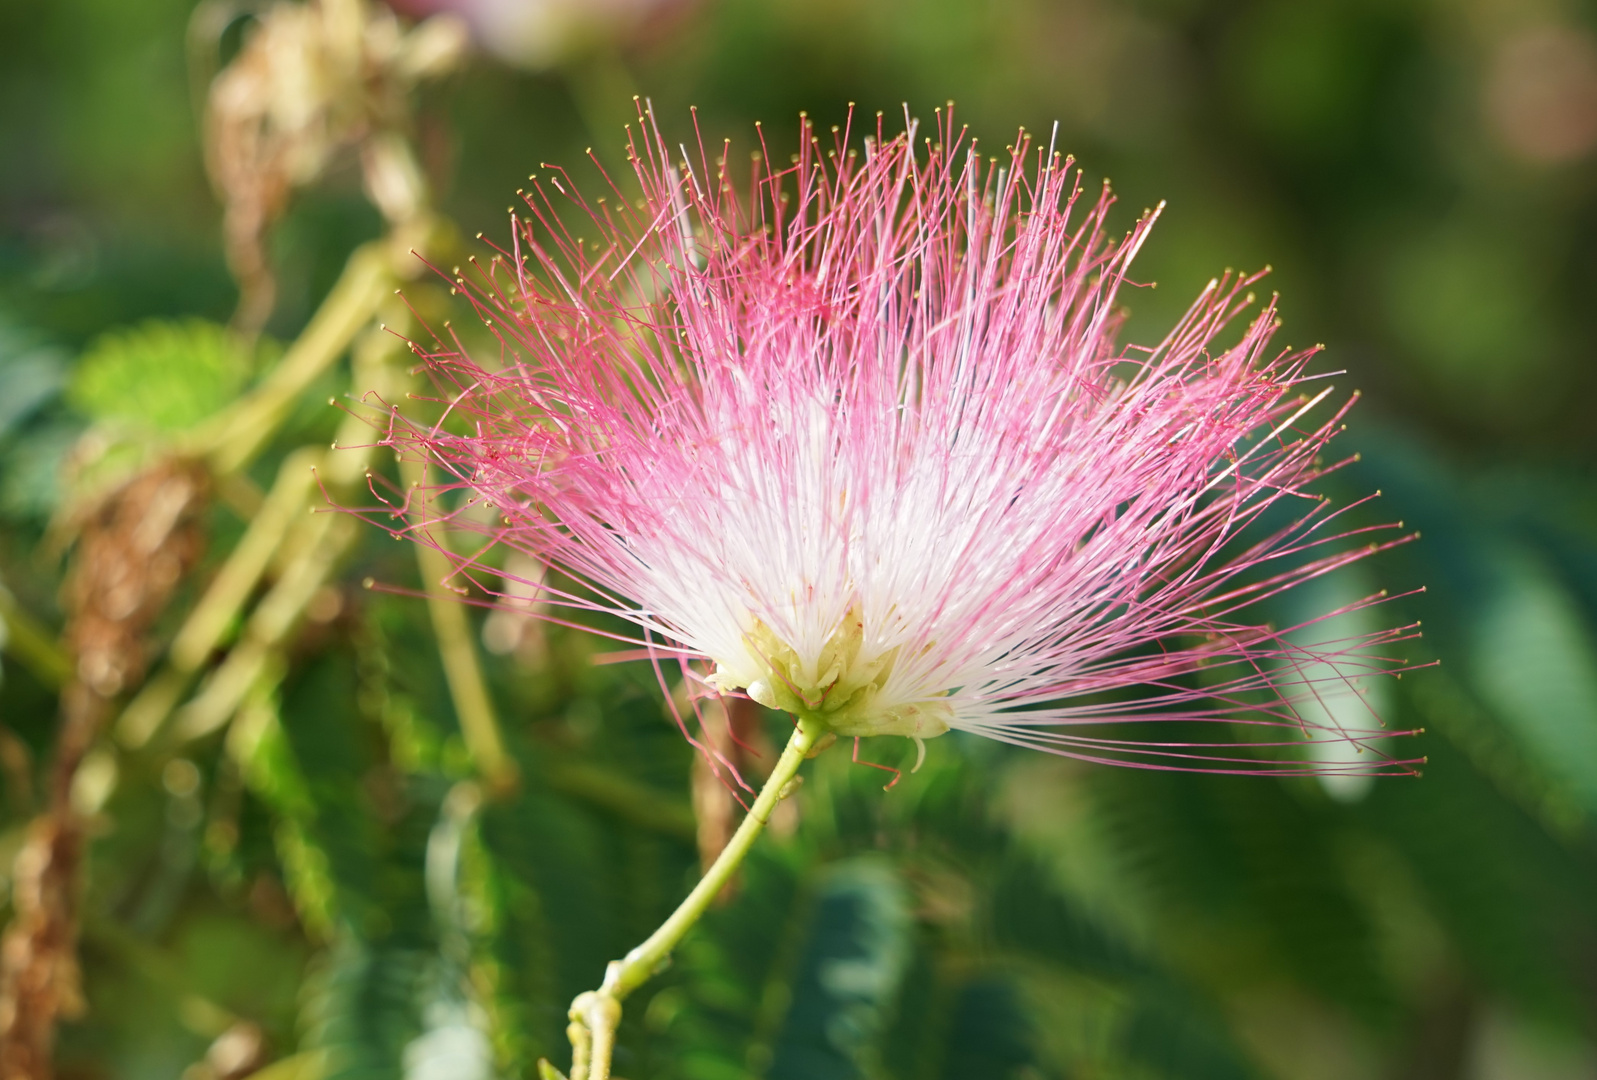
(378, 107, 1423, 778)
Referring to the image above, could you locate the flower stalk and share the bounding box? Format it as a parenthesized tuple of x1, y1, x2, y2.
(559, 716, 826, 1080)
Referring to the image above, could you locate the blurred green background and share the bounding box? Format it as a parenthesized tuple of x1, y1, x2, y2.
(3, 1, 1597, 1078)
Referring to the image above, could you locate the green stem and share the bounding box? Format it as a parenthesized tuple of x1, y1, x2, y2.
(568, 716, 825, 1080)
(169, 513, 353, 743)
(116, 447, 323, 749)
(185, 241, 395, 476)
(401, 458, 517, 793)
(544, 761, 696, 843)
(149, 295, 416, 749)
(0, 582, 70, 690)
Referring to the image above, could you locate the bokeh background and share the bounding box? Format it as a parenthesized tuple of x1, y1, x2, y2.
(3, 1, 1597, 1078)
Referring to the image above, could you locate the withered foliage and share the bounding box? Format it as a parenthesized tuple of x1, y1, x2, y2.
(202, 0, 464, 332)
(0, 462, 207, 1079)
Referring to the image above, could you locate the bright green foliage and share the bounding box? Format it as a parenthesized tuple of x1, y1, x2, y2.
(69, 318, 255, 433)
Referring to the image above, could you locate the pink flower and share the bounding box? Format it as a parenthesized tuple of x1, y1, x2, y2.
(378, 107, 1423, 778)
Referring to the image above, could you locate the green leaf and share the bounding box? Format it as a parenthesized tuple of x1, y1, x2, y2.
(882, 937, 1059, 1080)
(68, 318, 253, 432)
(403, 997, 495, 1080)
(932, 978, 1045, 1080)
(1467, 542, 1597, 817)
(299, 933, 430, 1080)
(258, 641, 446, 1075)
(1088, 767, 1390, 1020)
(1, 421, 80, 519)
(993, 856, 1256, 1080)
(1362, 730, 1597, 1026)
(647, 843, 812, 1079)
(766, 858, 912, 1080)
(464, 693, 699, 1069)
(0, 329, 66, 439)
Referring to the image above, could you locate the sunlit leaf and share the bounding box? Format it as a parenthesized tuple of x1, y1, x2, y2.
(68, 318, 254, 433)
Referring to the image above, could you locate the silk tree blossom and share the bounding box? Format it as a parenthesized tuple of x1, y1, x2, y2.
(373, 107, 1424, 779)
